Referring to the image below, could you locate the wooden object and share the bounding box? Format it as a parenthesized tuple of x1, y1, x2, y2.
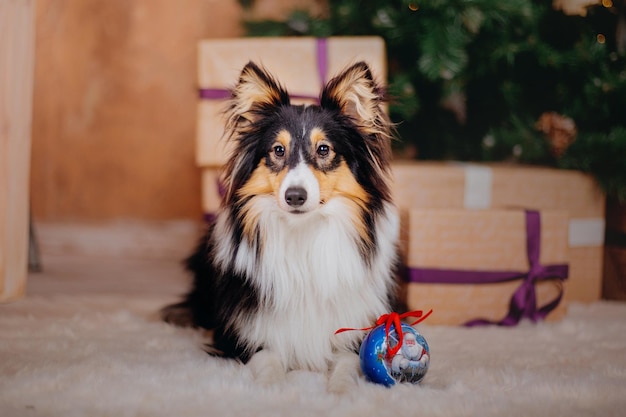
(0, 0, 35, 302)
(392, 161, 606, 303)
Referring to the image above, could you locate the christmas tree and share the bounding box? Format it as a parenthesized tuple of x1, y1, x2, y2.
(241, 0, 626, 200)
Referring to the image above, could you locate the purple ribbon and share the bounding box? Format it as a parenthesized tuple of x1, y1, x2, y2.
(198, 38, 328, 103)
(407, 210, 569, 327)
(198, 88, 231, 100)
(203, 178, 227, 225)
(203, 212, 217, 225)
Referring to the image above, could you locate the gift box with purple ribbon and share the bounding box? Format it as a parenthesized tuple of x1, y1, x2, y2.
(392, 161, 605, 304)
(195, 37, 387, 220)
(401, 209, 570, 326)
(195, 36, 387, 168)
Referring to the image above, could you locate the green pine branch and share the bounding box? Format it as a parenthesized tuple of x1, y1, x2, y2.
(238, 0, 626, 199)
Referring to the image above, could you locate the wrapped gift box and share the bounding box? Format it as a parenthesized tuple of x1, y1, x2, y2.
(402, 209, 570, 326)
(392, 161, 605, 303)
(201, 167, 223, 222)
(196, 36, 386, 167)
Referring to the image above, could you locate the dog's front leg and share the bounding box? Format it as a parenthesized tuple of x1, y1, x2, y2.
(327, 351, 360, 393)
(247, 349, 286, 385)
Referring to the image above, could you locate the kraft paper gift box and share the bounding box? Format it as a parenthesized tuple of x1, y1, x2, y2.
(196, 36, 386, 168)
(392, 161, 605, 303)
(201, 167, 223, 222)
(402, 209, 570, 326)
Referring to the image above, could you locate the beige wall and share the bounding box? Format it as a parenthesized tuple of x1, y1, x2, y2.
(30, 0, 327, 223)
(31, 0, 244, 222)
(30, 0, 326, 222)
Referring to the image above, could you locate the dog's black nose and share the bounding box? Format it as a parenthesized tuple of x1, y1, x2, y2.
(285, 187, 307, 207)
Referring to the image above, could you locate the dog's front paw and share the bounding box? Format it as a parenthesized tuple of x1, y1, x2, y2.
(247, 350, 286, 386)
(327, 352, 360, 394)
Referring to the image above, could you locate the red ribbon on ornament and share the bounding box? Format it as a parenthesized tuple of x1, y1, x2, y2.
(335, 310, 433, 359)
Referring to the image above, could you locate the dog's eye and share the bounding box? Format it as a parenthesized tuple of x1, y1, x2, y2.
(272, 145, 285, 158)
(316, 144, 330, 157)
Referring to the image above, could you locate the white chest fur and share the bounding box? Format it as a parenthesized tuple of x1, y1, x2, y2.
(214, 198, 399, 371)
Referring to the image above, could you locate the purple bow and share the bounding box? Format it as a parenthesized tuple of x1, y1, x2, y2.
(198, 38, 328, 103)
(407, 210, 569, 327)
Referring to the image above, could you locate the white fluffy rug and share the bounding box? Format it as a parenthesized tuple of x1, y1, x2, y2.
(1, 255, 626, 417)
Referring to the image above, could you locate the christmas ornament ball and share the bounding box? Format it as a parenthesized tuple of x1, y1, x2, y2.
(359, 323, 430, 386)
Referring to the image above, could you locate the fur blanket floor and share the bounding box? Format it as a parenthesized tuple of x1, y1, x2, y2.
(1, 254, 625, 417)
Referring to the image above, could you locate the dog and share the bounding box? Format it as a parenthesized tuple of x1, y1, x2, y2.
(162, 61, 400, 392)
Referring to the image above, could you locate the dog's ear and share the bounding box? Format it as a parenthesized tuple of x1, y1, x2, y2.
(320, 62, 390, 139)
(321, 62, 393, 178)
(226, 61, 290, 129)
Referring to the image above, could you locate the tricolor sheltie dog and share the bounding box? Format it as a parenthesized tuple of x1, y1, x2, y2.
(162, 61, 400, 392)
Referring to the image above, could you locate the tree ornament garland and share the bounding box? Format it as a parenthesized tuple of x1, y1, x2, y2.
(535, 112, 578, 157)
